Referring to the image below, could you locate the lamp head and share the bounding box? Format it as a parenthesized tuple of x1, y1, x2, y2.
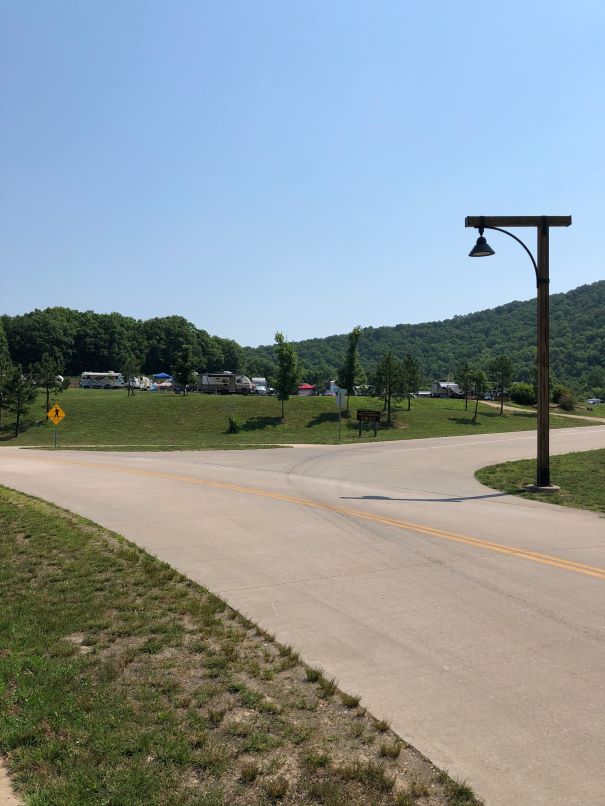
(469, 229, 495, 257)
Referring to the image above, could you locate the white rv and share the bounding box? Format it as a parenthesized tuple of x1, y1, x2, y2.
(80, 371, 126, 389)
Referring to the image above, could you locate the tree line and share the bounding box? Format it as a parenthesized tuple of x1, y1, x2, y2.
(244, 281, 605, 396)
(0, 308, 243, 378)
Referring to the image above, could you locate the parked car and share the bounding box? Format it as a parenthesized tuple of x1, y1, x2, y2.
(586, 398, 602, 404)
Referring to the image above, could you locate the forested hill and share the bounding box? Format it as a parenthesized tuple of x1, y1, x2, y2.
(1, 281, 603, 391)
(245, 281, 605, 389)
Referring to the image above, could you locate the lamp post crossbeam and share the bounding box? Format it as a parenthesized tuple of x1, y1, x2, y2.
(465, 216, 571, 228)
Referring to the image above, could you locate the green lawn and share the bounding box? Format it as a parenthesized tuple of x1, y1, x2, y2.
(0, 486, 480, 805)
(0, 390, 599, 450)
(475, 449, 605, 512)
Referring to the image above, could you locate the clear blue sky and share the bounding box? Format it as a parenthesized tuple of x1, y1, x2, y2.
(1, 1, 603, 347)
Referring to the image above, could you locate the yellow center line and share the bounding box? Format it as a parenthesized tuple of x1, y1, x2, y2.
(19, 454, 605, 581)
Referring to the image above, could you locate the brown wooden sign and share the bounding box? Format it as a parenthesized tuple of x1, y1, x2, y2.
(356, 409, 381, 422)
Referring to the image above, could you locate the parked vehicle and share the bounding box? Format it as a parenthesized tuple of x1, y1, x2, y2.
(80, 371, 126, 389)
(251, 377, 268, 395)
(586, 398, 602, 405)
(197, 372, 253, 395)
(127, 376, 151, 391)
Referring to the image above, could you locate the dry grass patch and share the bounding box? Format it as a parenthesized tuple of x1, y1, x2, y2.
(0, 486, 483, 805)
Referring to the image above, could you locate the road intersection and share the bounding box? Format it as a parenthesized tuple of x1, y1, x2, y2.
(1, 425, 604, 805)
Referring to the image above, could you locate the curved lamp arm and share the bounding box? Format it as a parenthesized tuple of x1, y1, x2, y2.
(482, 225, 538, 281)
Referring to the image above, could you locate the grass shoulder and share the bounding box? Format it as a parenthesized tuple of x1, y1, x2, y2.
(0, 389, 599, 451)
(475, 449, 605, 513)
(0, 486, 482, 805)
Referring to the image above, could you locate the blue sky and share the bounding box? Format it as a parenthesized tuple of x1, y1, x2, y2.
(1, 1, 603, 347)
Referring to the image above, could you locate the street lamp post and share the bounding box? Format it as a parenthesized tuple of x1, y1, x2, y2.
(465, 215, 572, 492)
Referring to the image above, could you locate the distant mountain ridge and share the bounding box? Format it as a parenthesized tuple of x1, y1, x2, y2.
(245, 281, 605, 388)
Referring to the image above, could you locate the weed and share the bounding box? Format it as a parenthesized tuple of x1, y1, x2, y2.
(264, 776, 289, 801)
(240, 762, 260, 783)
(375, 718, 391, 733)
(338, 760, 395, 791)
(306, 667, 321, 683)
(303, 750, 331, 770)
(437, 771, 477, 804)
(408, 779, 430, 798)
(379, 739, 402, 759)
(318, 676, 337, 698)
(340, 692, 361, 708)
(307, 779, 346, 804)
(207, 708, 226, 727)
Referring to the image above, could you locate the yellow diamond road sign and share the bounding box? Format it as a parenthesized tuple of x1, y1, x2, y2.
(47, 403, 66, 425)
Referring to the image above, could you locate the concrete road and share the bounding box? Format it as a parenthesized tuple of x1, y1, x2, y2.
(1, 426, 604, 805)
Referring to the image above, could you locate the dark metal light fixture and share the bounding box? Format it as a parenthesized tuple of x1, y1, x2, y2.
(468, 230, 495, 257)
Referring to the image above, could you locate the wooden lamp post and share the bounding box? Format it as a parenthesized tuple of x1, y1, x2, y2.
(465, 215, 572, 491)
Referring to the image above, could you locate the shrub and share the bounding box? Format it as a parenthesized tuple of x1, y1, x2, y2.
(558, 393, 575, 411)
(228, 415, 244, 433)
(509, 382, 536, 405)
(551, 383, 571, 404)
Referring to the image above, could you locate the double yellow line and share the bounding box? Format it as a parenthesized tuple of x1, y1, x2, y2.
(32, 455, 605, 582)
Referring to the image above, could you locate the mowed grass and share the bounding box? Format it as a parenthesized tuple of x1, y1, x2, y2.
(0, 486, 481, 805)
(0, 389, 598, 450)
(476, 449, 605, 512)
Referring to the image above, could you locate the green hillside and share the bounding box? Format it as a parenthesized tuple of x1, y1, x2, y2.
(2, 282, 603, 394)
(245, 281, 605, 391)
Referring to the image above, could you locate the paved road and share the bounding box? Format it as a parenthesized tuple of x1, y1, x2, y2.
(1, 426, 604, 805)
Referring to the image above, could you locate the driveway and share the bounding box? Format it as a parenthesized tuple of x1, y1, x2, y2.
(1, 426, 604, 805)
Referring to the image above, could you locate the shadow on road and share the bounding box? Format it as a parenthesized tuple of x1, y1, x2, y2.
(341, 492, 515, 503)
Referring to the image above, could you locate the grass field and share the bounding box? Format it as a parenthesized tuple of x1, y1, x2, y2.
(0, 486, 480, 805)
(0, 390, 599, 450)
(475, 449, 605, 512)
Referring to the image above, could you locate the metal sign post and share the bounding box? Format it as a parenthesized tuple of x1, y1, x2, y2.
(47, 403, 66, 448)
(335, 390, 346, 442)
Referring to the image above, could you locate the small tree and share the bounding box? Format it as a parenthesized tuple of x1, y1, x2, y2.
(338, 326, 365, 415)
(173, 345, 197, 395)
(489, 355, 513, 415)
(374, 351, 404, 425)
(121, 352, 141, 397)
(32, 352, 66, 413)
(0, 352, 12, 429)
(469, 368, 487, 423)
(5, 366, 38, 436)
(455, 362, 471, 411)
(401, 354, 421, 411)
(274, 332, 301, 421)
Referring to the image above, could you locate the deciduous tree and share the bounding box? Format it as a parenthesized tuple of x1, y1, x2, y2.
(274, 332, 301, 421)
(338, 326, 365, 415)
(32, 352, 66, 413)
(489, 355, 513, 415)
(401, 354, 421, 411)
(374, 351, 403, 425)
(469, 368, 488, 423)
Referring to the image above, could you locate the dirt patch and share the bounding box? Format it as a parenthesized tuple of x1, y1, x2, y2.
(0, 760, 21, 805)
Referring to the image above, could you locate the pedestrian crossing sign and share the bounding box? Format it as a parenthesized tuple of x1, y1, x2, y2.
(47, 403, 66, 425)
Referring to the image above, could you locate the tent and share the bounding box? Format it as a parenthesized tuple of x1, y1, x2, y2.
(153, 372, 172, 379)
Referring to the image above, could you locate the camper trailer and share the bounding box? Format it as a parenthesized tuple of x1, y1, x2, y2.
(198, 372, 253, 395)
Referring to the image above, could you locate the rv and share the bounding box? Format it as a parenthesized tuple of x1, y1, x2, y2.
(198, 372, 253, 395)
(80, 371, 126, 389)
